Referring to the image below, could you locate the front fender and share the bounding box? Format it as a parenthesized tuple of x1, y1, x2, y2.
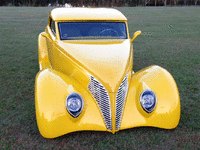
(120, 65, 181, 130)
(38, 32, 51, 70)
(35, 69, 107, 138)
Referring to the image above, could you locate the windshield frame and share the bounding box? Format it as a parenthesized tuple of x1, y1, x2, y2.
(57, 21, 128, 40)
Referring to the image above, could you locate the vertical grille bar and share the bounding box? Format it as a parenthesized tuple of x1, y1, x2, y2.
(115, 73, 129, 130)
(88, 76, 112, 130)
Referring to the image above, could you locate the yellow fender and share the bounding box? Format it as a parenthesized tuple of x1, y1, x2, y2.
(38, 32, 51, 70)
(35, 68, 108, 138)
(121, 65, 181, 130)
(35, 66, 180, 138)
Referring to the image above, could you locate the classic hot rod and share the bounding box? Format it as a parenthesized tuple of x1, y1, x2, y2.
(35, 8, 180, 138)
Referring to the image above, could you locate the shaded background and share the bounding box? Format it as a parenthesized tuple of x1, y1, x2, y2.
(0, 0, 200, 6)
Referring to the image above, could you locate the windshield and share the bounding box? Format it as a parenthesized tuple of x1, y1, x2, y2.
(58, 22, 127, 40)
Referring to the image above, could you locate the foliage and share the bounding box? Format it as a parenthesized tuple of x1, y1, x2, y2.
(0, 0, 199, 6)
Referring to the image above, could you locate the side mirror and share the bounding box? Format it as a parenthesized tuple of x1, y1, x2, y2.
(131, 30, 141, 42)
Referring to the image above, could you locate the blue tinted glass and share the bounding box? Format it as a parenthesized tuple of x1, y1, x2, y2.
(58, 22, 127, 40)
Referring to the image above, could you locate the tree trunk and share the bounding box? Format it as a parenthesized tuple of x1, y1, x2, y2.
(102, 0, 104, 6)
(111, 0, 114, 6)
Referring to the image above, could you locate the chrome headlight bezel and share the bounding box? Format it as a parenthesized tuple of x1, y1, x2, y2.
(140, 89, 157, 113)
(66, 92, 84, 118)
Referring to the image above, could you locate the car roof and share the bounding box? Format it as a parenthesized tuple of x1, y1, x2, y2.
(50, 8, 127, 21)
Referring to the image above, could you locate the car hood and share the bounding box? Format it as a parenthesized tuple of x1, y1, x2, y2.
(57, 39, 131, 92)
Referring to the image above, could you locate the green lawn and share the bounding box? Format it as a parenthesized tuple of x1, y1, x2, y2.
(0, 6, 199, 149)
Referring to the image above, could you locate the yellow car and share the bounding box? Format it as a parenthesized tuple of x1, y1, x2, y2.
(36, 8, 181, 138)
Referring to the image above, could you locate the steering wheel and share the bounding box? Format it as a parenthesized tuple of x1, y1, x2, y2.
(99, 29, 118, 36)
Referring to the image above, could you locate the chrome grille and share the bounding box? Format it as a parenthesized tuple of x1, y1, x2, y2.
(88, 76, 112, 130)
(115, 73, 129, 130)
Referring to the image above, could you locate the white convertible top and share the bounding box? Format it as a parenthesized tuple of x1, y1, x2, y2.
(50, 8, 127, 21)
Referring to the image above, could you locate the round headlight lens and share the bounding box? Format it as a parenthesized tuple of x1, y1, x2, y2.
(66, 93, 84, 117)
(67, 97, 81, 112)
(140, 89, 157, 113)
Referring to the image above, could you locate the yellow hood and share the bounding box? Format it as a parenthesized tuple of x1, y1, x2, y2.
(57, 39, 131, 92)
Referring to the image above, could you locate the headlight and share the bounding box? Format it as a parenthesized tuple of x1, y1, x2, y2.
(140, 89, 157, 113)
(66, 92, 84, 118)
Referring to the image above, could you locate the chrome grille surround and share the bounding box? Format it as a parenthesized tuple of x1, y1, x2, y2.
(88, 76, 112, 130)
(115, 73, 129, 130)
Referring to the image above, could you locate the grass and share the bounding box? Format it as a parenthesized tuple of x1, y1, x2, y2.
(0, 6, 200, 149)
